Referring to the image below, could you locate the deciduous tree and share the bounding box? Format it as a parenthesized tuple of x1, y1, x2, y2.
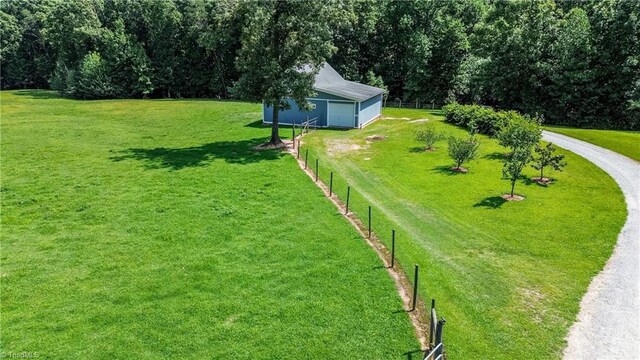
(531, 142, 566, 181)
(233, 0, 347, 147)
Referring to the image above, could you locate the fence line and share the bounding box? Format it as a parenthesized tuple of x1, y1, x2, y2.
(383, 99, 440, 110)
(291, 136, 448, 358)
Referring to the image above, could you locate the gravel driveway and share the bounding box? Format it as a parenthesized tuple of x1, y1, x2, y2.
(542, 131, 640, 359)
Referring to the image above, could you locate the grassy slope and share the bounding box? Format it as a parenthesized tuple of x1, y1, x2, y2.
(0, 90, 418, 359)
(545, 125, 640, 162)
(304, 108, 626, 359)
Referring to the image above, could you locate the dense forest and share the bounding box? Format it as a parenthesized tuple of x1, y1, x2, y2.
(1, 0, 638, 129)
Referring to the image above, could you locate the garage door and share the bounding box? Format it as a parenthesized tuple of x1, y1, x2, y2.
(328, 102, 355, 128)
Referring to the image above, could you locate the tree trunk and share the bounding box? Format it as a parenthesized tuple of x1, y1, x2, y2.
(270, 106, 283, 146)
(540, 166, 544, 180)
(511, 180, 516, 197)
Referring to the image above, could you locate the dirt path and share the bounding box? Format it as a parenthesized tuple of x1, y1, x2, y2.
(285, 139, 431, 351)
(542, 131, 640, 359)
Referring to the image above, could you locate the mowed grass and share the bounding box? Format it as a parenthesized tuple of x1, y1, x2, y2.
(545, 125, 640, 161)
(303, 107, 627, 359)
(0, 90, 418, 359)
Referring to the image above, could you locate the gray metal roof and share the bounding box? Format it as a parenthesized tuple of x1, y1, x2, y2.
(302, 63, 385, 102)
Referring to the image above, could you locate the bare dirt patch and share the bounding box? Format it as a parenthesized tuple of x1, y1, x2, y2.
(520, 287, 546, 323)
(366, 135, 386, 142)
(451, 166, 468, 173)
(408, 119, 430, 124)
(325, 139, 365, 156)
(502, 194, 525, 201)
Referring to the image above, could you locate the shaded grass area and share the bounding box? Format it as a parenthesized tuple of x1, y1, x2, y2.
(303, 108, 626, 359)
(1, 90, 418, 359)
(545, 125, 640, 161)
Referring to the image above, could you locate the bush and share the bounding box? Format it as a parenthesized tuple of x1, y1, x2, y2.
(415, 125, 444, 150)
(443, 102, 532, 137)
(447, 135, 480, 171)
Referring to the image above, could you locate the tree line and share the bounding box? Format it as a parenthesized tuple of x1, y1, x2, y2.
(1, 0, 638, 129)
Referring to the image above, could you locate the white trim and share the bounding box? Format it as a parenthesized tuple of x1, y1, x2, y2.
(307, 97, 353, 103)
(357, 101, 362, 128)
(359, 114, 381, 129)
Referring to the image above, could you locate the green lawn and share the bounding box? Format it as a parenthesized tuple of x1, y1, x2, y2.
(545, 125, 640, 161)
(303, 107, 627, 359)
(0, 90, 418, 359)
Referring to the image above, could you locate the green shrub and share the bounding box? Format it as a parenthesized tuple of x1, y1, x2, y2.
(447, 135, 480, 171)
(415, 125, 444, 150)
(443, 102, 534, 137)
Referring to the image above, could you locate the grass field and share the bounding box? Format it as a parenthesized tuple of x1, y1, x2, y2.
(0, 90, 419, 359)
(545, 125, 640, 161)
(303, 108, 627, 359)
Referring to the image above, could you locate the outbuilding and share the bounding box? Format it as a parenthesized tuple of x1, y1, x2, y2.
(263, 63, 385, 129)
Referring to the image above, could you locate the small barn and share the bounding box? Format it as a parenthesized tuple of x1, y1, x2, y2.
(263, 63, 385, 129)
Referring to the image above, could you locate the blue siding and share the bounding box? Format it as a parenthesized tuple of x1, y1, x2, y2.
(262, 90, 369, 128)
(358, 94, 383, 127)
(263, 99, 327, 127)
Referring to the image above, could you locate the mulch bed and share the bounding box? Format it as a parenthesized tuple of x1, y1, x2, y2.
(501, 194, 525, 201)
(531, 177, 553, 185)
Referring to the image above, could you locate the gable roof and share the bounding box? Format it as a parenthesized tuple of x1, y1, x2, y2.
(302, 63, 385, 102)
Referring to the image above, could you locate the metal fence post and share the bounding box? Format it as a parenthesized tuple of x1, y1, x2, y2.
(315, 159, 318, 182)
(345, 186, 350, 214)
(297, 143, 300, 159)
(430, 299, 436, 346)
(390, 229, 395, 268)
(329, 172, 333, 196)
(435, 318, 446, 357)
(368, 206, 372, 238)
(292, 124, 295, 142)
(411, 265, 419, 311)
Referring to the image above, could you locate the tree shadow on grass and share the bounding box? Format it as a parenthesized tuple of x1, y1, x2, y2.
(431, 165, 463, 176)
(483, 151, 507, 161)
(13, 89, 62, 100)
(473, 196, 507, 209)
(244, 120, 269, 128)
(110, 138, 285, 170)
(403, 349, 426, 360)
(409, 146, 426, 153)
